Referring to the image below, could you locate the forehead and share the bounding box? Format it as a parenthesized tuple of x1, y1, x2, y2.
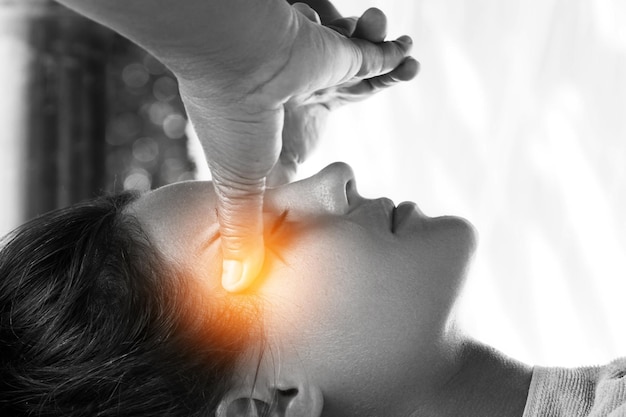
(125, 180, 289, 264)
(131, 180, 217, 213)
(125, 181, 221, 263)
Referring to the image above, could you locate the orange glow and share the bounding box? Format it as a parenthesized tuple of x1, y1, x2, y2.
(171, 211, 301, 353)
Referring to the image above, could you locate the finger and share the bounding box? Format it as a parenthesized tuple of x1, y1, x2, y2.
(296, 25, 414, 95)
(353, 7, 387, 43)
(189, 104, 284, 293)
(292, 2, 321, 24)
(340, 56, 419, 97)
(269, 104, 327, 186)
(211, 172, 266, 293)
(266, 158, 297, 187)
(288, 0, 342, 25)
(326, 16, 358, 37)
(353, 34, 413, 79)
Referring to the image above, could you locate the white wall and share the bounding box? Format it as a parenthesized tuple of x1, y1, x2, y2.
(294, 0, 626, 367)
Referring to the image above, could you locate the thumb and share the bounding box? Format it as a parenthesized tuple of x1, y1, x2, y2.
(180, 91, 283, 293)
(212, 174, 266, 293)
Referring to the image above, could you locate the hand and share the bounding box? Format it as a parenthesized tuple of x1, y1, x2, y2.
(178, 1, 415, 293)
(267, 4, 419, 186)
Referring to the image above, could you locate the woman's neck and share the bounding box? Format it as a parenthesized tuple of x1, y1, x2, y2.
(410, 338, 533, 417)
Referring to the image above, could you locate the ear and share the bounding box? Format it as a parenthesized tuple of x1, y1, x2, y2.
(216, 379, 323, 417)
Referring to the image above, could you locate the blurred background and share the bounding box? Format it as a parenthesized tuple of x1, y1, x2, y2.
(0, 0, 624, 368)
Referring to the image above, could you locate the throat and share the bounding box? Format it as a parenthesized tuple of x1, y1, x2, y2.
(410, 339, 533, 417)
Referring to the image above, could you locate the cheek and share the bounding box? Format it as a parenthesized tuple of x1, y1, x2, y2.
(257, 222, 470, 379)
(258, 224, 428, 354)
(255, 222, 376, 336)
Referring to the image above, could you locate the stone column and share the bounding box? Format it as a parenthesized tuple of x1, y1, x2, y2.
(0, 0, 112, 235)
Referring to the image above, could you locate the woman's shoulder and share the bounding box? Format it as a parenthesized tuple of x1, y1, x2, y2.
(522, 358, 626, 417)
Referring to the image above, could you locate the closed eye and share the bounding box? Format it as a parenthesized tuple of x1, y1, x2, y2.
(270, 209, 289, 235)
(267, 209, 290, 264)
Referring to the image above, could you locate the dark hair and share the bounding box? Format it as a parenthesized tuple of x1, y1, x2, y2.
(0, 192, 260, 416)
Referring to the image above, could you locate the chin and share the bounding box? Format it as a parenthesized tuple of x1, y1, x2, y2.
(432, 213, 477, 242)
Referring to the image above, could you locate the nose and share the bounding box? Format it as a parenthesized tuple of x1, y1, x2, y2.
(265, 162, 355, 216)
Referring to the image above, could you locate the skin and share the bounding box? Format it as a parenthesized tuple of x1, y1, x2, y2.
(127, 162, 532, 417)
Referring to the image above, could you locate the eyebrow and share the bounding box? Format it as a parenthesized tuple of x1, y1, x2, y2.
(198, 208, 221, 252)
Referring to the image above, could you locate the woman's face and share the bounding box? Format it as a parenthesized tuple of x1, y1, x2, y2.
(128, 162, 477, 415)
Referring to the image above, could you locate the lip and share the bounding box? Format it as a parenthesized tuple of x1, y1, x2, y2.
(344, 178, 405, 232)
(346, 193, 396, 223)
(379, 198, 396, 231)
(392, 201, 422, 232)
(370, 198, 396, 232)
